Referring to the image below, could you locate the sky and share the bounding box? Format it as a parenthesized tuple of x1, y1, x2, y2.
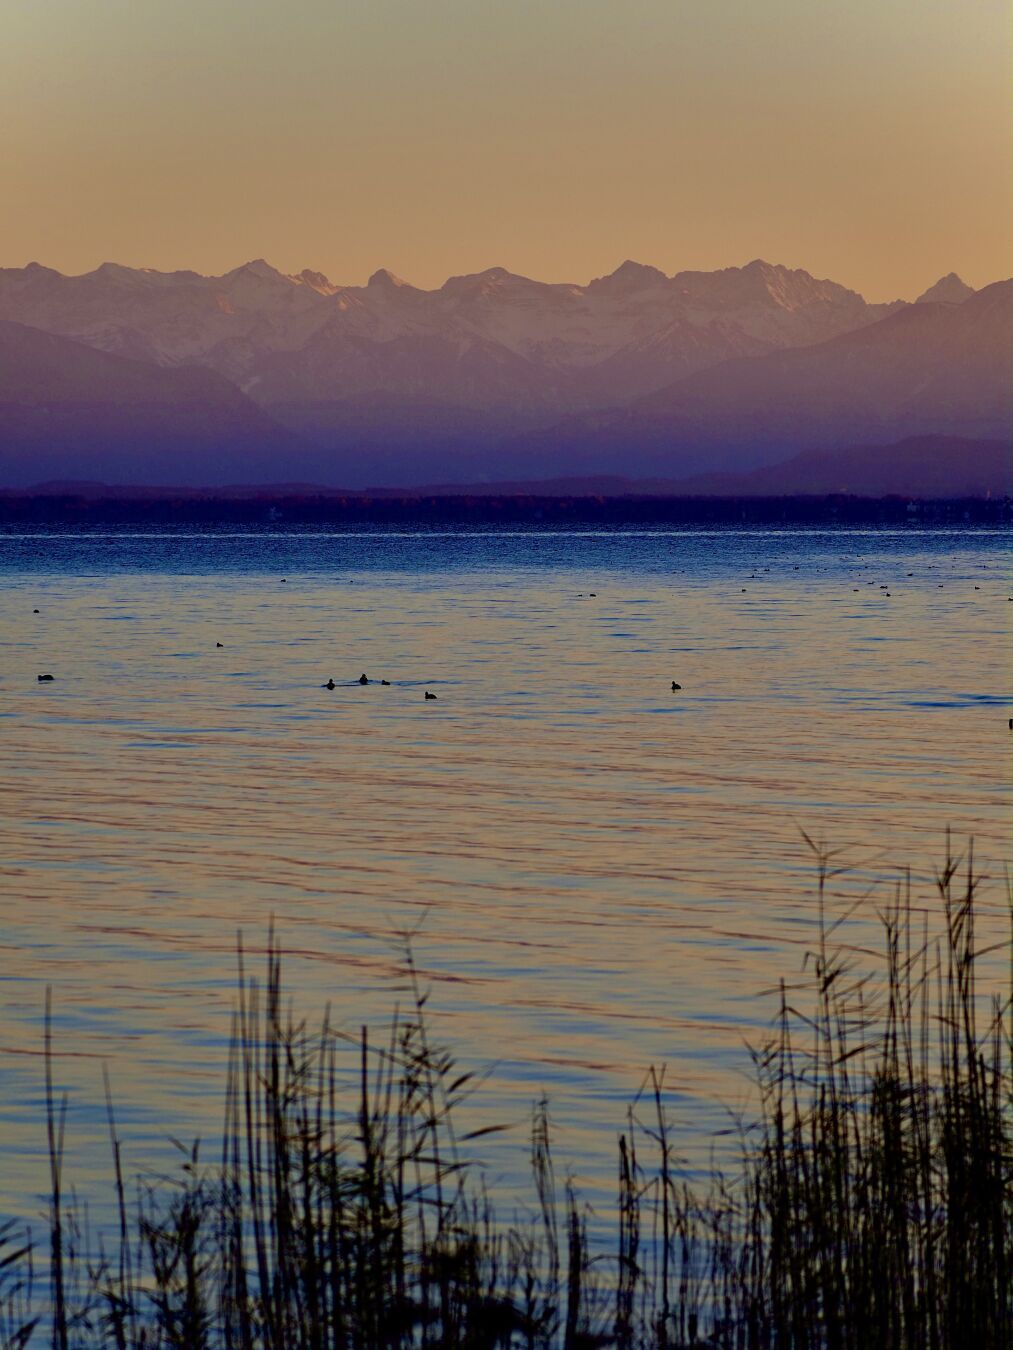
(2, 0, 1010, 301)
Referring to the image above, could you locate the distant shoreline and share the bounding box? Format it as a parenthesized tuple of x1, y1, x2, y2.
(1, 489, 1009, 527)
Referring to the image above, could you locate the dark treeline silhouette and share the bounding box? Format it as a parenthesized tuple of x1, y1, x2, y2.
(0, 493, 1010, 527)
(1, 841, 1010, 1347)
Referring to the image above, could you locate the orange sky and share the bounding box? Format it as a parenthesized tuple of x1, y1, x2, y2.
(2, 0, 1010, 301)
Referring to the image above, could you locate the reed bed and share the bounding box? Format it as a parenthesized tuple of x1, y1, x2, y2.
(1, 840, 1009, 1348)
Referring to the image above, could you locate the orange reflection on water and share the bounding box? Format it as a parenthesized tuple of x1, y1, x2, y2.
(0, 538, 1009, 1213)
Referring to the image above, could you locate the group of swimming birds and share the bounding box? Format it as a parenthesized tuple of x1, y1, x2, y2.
(35, 658, 680, 702)
(38, 665, 442, 698)
(29, 569, 1009, 722)
(320, 672, 438, 700)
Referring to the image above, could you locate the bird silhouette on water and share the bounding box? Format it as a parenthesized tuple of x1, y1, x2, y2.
(38, 674, 54, 682)
(216, 642, 224, 648)
(425, 690, 438, 700)
(358, 673, 369, 685)
(323, 679, 336, 690)
(671, 682, 682, 691)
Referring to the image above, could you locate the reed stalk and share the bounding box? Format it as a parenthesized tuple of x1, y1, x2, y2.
(1, 841, 1008, 1348)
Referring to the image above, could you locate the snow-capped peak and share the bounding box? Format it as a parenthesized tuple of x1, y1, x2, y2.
(226, 259, 286, 283)
(915, 273, 975, 305)
(295, 268, 339, 295)
(588, 260, 669, 293)
(367, 268, 411, 290)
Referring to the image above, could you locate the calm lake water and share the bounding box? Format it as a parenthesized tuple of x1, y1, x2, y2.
(0, 525, 1009, 1224)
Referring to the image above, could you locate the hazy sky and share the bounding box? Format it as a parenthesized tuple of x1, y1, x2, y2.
(3, 0, 1009, 300)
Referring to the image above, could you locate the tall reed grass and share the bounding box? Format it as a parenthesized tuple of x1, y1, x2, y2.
(1, 840, 1009, 1347)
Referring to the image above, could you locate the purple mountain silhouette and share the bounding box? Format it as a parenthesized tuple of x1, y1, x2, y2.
(489, 281, 1012, 482)
(0, 258, 1006, 488)
(0, 321, 302, 485)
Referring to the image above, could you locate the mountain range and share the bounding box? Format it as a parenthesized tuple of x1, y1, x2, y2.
(0, 257, 1009, 489)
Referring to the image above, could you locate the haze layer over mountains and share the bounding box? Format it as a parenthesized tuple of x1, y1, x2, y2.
(0, 257, 1009, 492)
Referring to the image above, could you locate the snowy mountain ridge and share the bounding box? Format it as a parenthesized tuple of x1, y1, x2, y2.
(0, 256, 936, 392)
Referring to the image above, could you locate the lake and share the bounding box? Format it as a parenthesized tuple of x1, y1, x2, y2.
(0, 524, 1009, 1225)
